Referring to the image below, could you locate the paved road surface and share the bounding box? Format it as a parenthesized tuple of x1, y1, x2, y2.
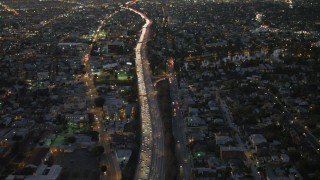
(80, 11, 121, 180)
(167, 60, 192, 179)
(125, 5, 165, 180)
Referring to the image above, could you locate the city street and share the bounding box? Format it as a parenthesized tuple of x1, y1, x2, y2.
(80, 11, 121, 180)
(265, 89, 320, 153)
(0, 2, 19, 15)
(167, 60, 192, 179)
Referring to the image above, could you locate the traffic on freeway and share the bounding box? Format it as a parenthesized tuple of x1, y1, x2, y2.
(124, 3, 165, 180)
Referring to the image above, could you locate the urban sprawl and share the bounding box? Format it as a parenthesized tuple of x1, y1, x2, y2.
(0, 0, 320, 179)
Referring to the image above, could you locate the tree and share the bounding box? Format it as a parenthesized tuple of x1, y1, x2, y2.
(87, 131, 99, 141)
(88, 113, 94, 123)
(100, 165, 107, 173)
(94, 97, 105, 108)
(0, 89, 6, 95)
(55, 114, 65, 125)
(12, 134, 23, 141)
(65, 136, 76, 144)
(17, 167, 34, 175)
(92, 145, 104, 156)
(44, 156, 54, 166)
(80, 65, 85, 71)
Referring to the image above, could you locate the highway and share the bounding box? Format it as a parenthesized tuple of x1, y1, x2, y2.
(125, 5, 165, 180)
(80, 12, 121, 180)
(167, 60, 192, 179)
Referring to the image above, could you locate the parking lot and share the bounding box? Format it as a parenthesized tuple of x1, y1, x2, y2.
(53, 149, 99, 180)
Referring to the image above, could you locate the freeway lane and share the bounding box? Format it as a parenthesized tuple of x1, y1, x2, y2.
(125, 5, 165, 180)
